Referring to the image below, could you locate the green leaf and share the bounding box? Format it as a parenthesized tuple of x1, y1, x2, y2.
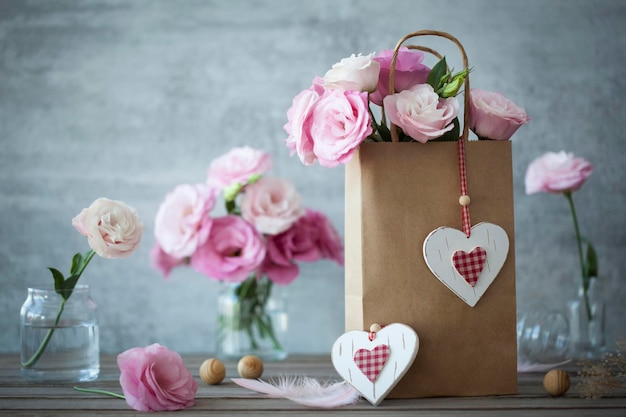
(49, 267, 66, 294)
(427, 57, 448, 91)
(60, 274, 81, 300)
(70, 252, 83, 275)
(585, 241, 599, 278)
(377, 122, 392, 142)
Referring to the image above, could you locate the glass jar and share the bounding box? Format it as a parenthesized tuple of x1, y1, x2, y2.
(20, 285, 99, 382)
(567, 277, 606, 359)
(215, 276, 288, 361)
(517, 306, 570, 364)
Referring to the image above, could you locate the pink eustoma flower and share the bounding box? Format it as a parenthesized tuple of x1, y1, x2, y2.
(469, 89, 530, 140)
(190, 215, 266, 283)
(149, 243, 187, 278)
(370, 47, 431, 106)
(525, 151, 593, 194)
(117, 343, 198, 412)
(207, 146, 273, 190)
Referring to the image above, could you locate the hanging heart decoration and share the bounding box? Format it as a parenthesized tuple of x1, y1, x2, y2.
(423, 222, 509, 307)
(331, 323, 419, 406)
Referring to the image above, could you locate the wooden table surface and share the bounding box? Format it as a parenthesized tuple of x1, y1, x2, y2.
(1, 354, 625, 416)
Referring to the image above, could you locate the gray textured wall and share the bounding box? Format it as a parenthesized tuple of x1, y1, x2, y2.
(1, 0, 624, 355)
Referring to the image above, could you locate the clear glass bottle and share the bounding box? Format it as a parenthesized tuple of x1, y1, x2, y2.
(20, 285, 99, 382)
(215, 276, 288, 361)
(567, 277, 606, 359)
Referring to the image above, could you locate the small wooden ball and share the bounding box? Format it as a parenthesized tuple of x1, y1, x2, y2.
(237, 355, 264, 379)
(459, 195, 471, 206)
(543, 369, 570, 396)
(199, 358, 226, 385)
(369, 323, 382, 333)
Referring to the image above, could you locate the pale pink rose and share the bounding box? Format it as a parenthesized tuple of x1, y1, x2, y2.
(207, 146, 273, 190)
(323, 52, 380, 93)
(72, 198, 143, 259)
(241, 177, 305, 235)
(384, 84, 459, 143)
(154, 184, 215, 258)
(469, 89, 530, 140)
(284, 78, 325, 166)
(310, 88, 372, 167)
(190, 215, 266, 283)
(117, 343, 198, 412)
(525, 151, 593, 194)
(149, 243, 187, 278)
(370, 47, 431, 105)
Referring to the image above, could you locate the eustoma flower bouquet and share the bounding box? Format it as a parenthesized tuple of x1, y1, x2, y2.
(284, 46, 530, 167)
(151, 146, 343, 359)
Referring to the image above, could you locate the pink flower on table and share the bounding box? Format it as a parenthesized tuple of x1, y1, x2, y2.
(153, 183, 215, 258)
(525, 151, 593, 194)
(469, 89, 530, 140)
(117, 343, 198, 412)
(149, 243, 187, 278)
(370, 47, 431, 106)
(384, 84, 459, 143)
(262, 209, 344, 285)
(241, 177, 305, 235)
(207, 146, 273, 190)
(72, 198, 144, 259)
(190, 215, 266, 283)
(322, 52, 380, 93)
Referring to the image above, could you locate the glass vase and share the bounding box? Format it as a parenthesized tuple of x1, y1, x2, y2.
(215, 275, 288, 361)
(567, 277, 606, 359)
(517, 306, 570, 364)
(20, 285, 99, 382)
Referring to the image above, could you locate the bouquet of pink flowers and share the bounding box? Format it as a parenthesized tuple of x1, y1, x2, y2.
(284, 46, 530, 167)
(150, 146, 343, 354)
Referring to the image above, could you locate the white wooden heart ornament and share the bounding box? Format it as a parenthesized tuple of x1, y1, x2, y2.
(423, 222, 509, 307)
(331, 323, 419, 406)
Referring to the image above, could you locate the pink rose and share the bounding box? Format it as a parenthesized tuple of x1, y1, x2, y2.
(525, 151, 593, 194)
(117, 343, 198, 412)
(72, 198, 144, 259)
(284, 78, 325, 166)
(262, 209, 343, 285)
(310, 88, 372, 167)
(150, 243, 187, 278)
(383, 84, 459, 143)
(207, 146, 273, 190)
(323, 53, 380, 93)
(190, 215, 266, 282)
(154, 184, 215, 258)
(469, 89, 530, 140)
(241, 177, 305, 235)
(370, 47, 431, 106)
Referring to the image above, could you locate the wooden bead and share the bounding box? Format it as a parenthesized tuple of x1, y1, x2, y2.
(459, 195, 471, 206)
(237, 355, 263, 379)
(543, 369, 570, 396)
(199, 358, 226, 385)
(369, 323, 382, 333)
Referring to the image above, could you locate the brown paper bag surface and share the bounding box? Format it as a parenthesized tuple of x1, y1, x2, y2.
(345, 141, 517, 398)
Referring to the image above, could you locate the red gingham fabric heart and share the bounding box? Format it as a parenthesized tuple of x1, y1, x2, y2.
(452, 247, 487, 287)
(353, 344, 390, 382)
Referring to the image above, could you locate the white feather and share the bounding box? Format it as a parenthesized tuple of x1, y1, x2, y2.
(232, 376, 360, 408)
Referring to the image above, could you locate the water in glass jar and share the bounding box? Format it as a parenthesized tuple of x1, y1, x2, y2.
(21, 322, 99, 382)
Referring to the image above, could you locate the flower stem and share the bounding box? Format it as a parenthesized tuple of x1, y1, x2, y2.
(564, 191, 592, 321)
(21, 250, 96, 368)
(73, 386, 126, 400)
(21, 298, 67, 368)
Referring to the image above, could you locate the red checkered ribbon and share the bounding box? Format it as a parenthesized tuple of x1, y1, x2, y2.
(458, 138, 471, 237)
(353, 344, 390, 383)
(452, 247, 487, 287)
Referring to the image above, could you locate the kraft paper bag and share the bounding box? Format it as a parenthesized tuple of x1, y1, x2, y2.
(344, 140, 518, 398)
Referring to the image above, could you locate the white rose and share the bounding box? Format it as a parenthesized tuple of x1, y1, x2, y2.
(323, 53, 380, 93)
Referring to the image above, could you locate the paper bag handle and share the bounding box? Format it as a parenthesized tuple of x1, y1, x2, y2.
(387, 30, 470, 143)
